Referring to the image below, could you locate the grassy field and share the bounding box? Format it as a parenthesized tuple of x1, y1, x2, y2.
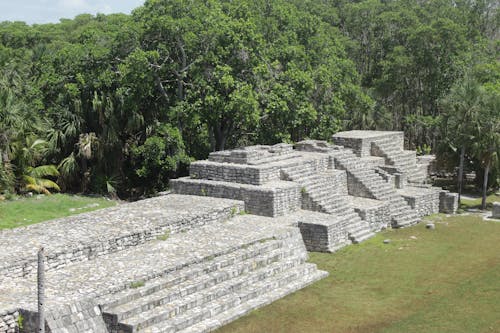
(0, 193, 117, 229)
(216, 214, 500, 333)
(460, 193, 500, 210)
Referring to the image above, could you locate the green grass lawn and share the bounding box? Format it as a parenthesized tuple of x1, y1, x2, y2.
(0, 193, 117, 229)
(216, 214, 500, 333)
(460, 193, 500, 210)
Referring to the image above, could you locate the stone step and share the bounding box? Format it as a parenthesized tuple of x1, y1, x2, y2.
(101, 240, 285, 310)
(322, 204, 353, 214)
(302, 180, 335, 192)
(115, 257, 309, 332)
(350, 230, 375, 244)
(307, 188, 341, 200)
(103, 243, 304, 323)
(392, 210, 419, 221)
(347, 220, 375, 244)
(158, 267, 328, 333)
(126, 263, 324, 333)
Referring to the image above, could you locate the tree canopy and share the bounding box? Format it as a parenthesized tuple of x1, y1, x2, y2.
(0, 0, 498, 198)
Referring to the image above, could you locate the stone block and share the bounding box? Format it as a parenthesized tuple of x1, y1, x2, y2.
(439, 191, 458, 214)
(492, 202, 500, 219)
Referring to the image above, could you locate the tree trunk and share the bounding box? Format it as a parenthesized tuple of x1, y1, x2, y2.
(38, 247, 45, 333)
(213, 120, 231, 151)
(457, 145, 465, 204)
(214, 128, 227, 151)
(481, 158, 490, 210)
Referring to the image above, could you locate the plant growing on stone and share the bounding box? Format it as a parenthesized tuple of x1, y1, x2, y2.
(230, 206, 238, 217)
(130, 281, 145, 289)
(157, 230, 170, 241)
(17, 314, 23, 329)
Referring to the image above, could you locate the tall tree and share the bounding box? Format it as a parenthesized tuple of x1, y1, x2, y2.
(440, 76, 484, 204)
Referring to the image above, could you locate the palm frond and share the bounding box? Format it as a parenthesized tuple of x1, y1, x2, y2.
(36, 179, 60, 191)
(25, 183, 50, 195)
(28, 165, 60, 178)
(58, 152, 79, 178)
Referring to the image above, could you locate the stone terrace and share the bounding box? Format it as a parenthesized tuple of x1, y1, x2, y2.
(0, 130, 459, 333)
(0, 195, 327, 333)
(0, 195, 244, 280)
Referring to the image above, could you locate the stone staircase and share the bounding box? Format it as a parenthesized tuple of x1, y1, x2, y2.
(371, 140, 428, 184)
(0, 209, 327, 333)
(281, 164, 374, 244)
(99, 222, 325, 333)
(331, 148, 419, 228)
(371, 140, 415, 172)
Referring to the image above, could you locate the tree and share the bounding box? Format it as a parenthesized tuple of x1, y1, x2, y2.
(471, 87, 500, 209)
(23, 165, 60, 195)
(131, 124, 191, 195)
(440, 76, 484, 204)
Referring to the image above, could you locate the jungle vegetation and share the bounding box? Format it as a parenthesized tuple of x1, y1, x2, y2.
(0, 0, 498, 200)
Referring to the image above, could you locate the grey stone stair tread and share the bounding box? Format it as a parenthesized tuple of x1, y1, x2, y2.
(144, 264, 327, 333)
(177, 269, 328, 333)
(104, 244, 301, 320)
(0, 217, 300, 311)
(101, 240, 286, 309)
(123, 260, 313, 331)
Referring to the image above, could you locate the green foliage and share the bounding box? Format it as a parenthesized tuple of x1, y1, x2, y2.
(416, 144, 432, 156)
(157, 230, 170, 241)
(131, 124, 191, 194)
(16, 314, 23, 329)
(0, 0, 498, 197)
(230, 206, 238, 217)
(22, 165, 61, 195)
(129, 280, 145, 289)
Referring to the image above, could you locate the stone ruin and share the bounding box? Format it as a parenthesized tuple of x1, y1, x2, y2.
(172, 130, 458, 251)
(0, 131, 457, 333)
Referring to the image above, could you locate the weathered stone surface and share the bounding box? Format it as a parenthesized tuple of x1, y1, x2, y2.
(492, 202, 500, 219)
(0, 130, 456, 333)
(0, 211, 326, 333)
(439, 191, 459, 214)
(398, 186, 441, 218)
(0, 195, 244, 280)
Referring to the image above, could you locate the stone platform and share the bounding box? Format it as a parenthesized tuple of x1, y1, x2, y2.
(0, 130, 459, 333)
(0, 195, 244, 280)
(0, 196, 327, 333)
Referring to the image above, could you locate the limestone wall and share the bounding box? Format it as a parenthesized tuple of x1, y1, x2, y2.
(208, 143, 295, 165)
(346, 172, 374, 198)
(399, 188, 441, 218)
(493, 202, 500, 219)
(351, 197, 391, 232)
(416, 155, 436, 176)
(0, 309, 19, 333)
(171, 178, 301, 217)
(298, 219, 350, 253)
(332, 131, 404, 157)
(189, 161, 280, 185)
(20, 300, 106, 333)
(300, 170, 348, 212)
(439, 191, 459, 214)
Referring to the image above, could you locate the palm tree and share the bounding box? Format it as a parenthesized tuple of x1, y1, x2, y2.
(471, 89, 500, 209)
(23, 165, 61, 195)
(440, 76, 484, 204)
